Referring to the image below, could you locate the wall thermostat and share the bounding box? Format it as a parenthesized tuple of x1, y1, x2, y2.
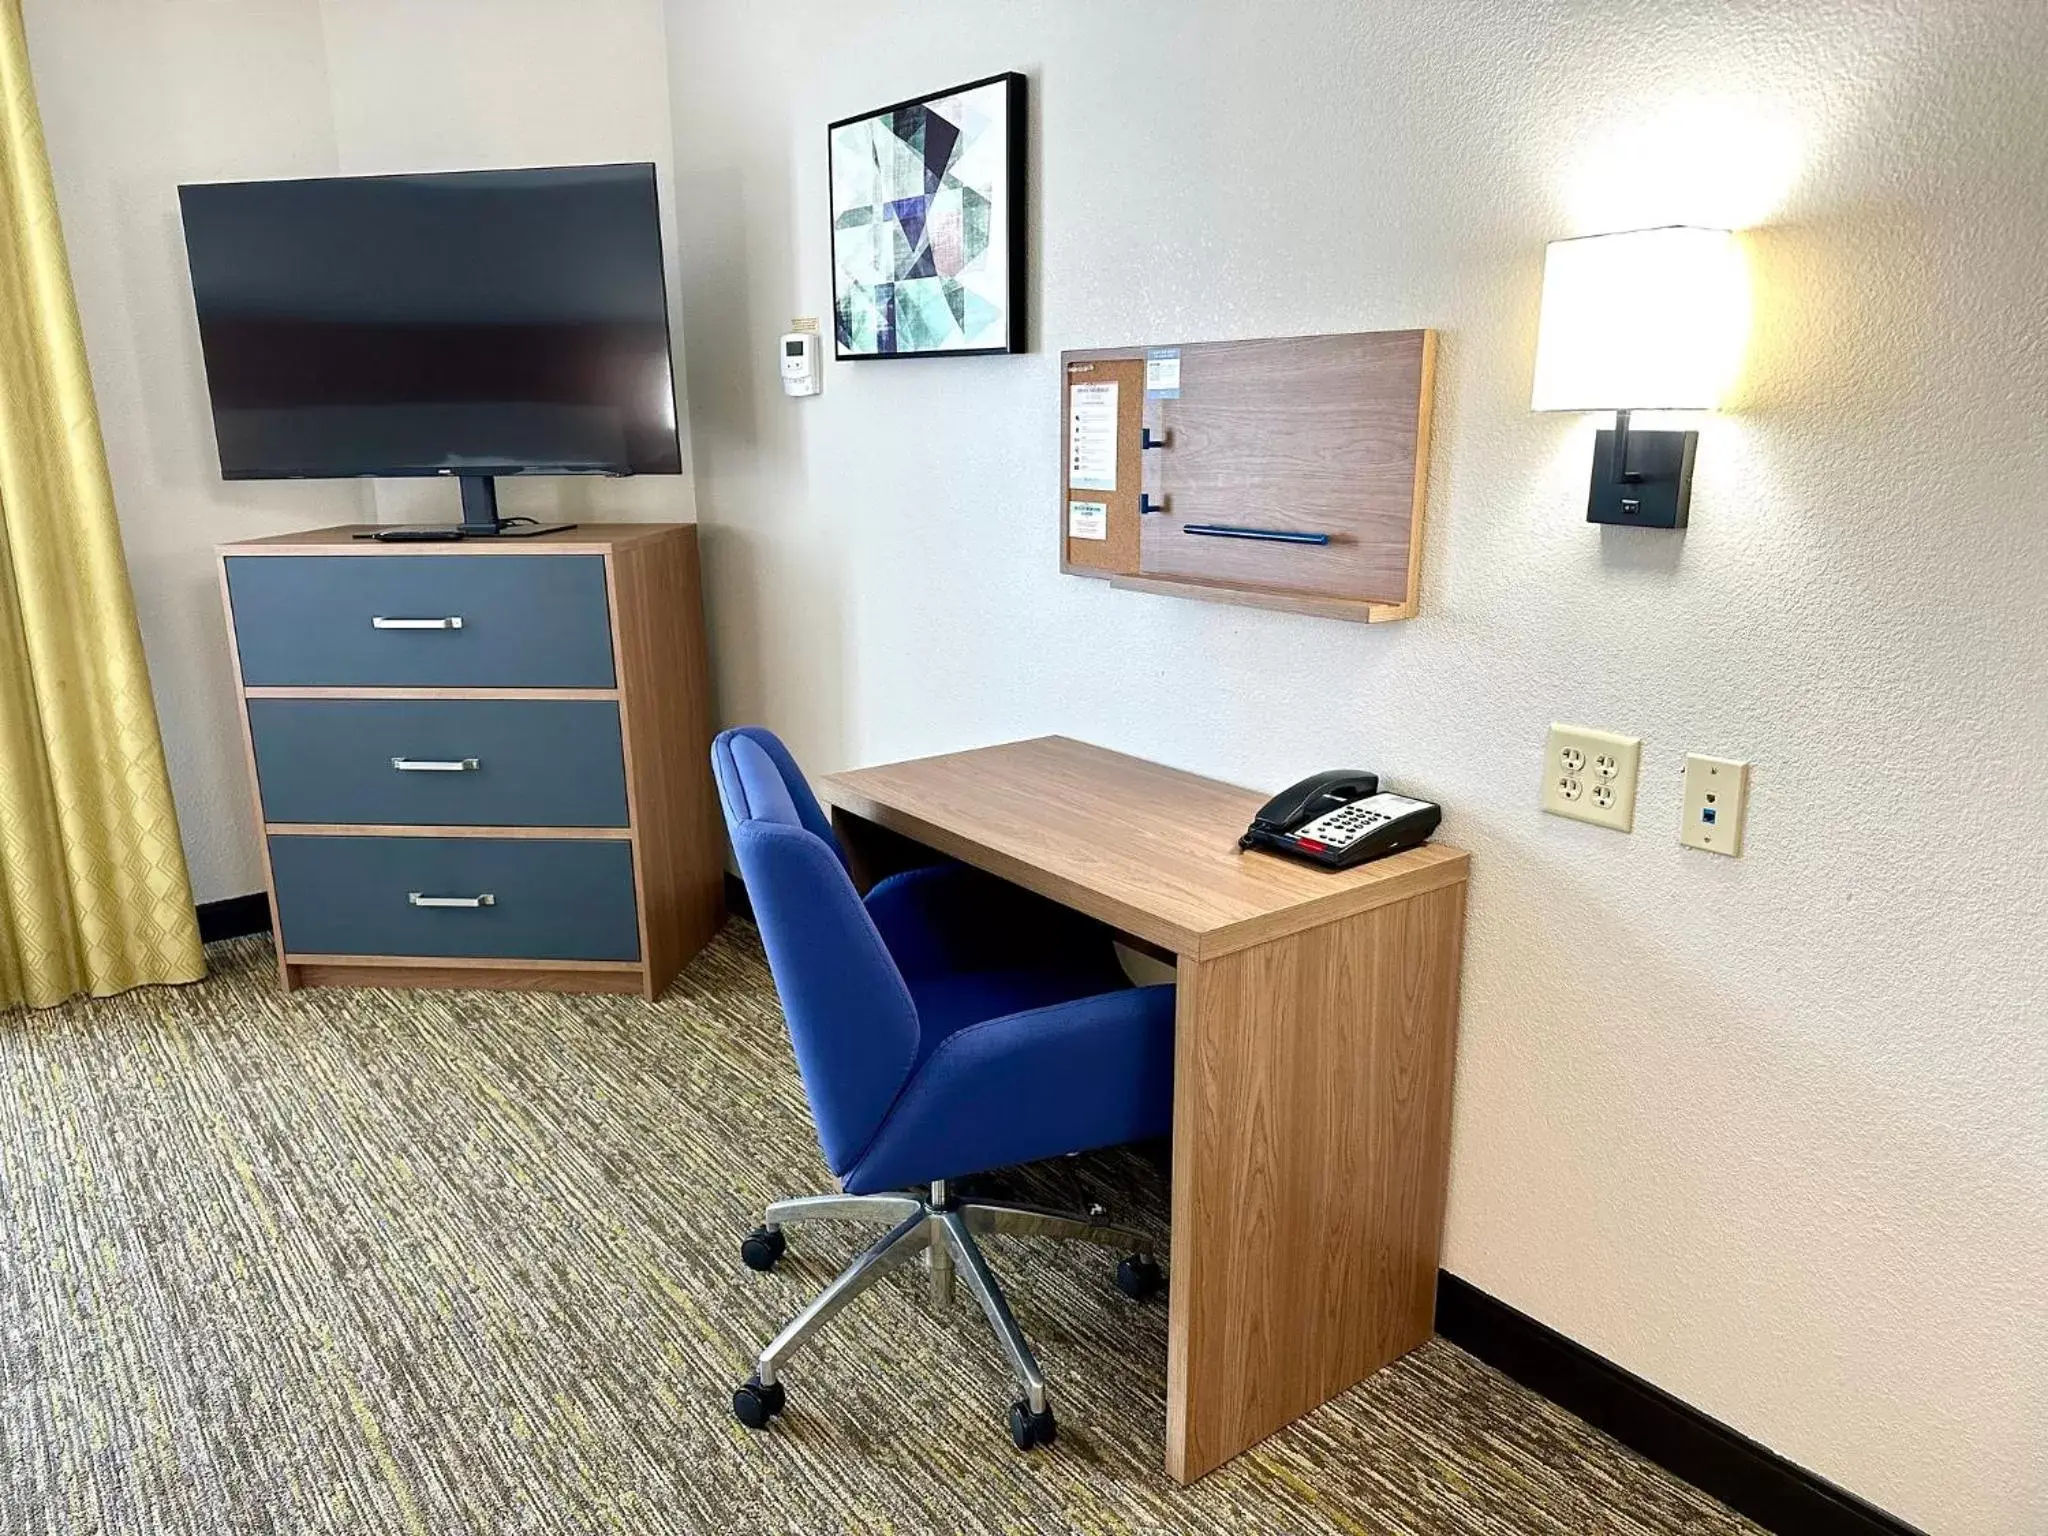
(779, 332, 820, 396)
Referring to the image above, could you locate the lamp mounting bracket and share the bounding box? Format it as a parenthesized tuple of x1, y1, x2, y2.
(1590, 410, 1696, 528)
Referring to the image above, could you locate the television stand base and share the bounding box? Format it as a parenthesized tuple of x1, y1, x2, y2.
(460, 521, 577, 539)
(354, 522, 578, 543)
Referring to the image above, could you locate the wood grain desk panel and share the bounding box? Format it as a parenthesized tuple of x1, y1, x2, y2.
(817, 736, 1468, 1481)
(820, 736, 1466, 959)
(1166, 881, 1465, 1479)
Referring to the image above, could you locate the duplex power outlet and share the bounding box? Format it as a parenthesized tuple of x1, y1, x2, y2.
(1542, 723, 1642, 832)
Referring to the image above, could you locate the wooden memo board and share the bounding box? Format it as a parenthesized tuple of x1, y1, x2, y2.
(1058, 329, 1437, 623)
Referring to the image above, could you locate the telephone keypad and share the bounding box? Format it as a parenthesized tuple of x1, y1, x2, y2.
(1291, 794, 1430, 848)
(1249, 788, 1442, 870)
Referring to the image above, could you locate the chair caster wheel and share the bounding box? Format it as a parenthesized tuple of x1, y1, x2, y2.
(732, 1375, 786, 1429)
(1008, 1398, 1056, 1450)
(1115, 1254, 1162, 1301)
(740, 1226, 787, 1272)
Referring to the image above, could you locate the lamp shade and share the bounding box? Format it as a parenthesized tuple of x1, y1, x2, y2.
(1530, 226, 1746, 412)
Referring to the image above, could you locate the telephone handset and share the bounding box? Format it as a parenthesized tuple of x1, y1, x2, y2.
(1239, 769, 1442, 870)
(1239, 770, 1379, 846)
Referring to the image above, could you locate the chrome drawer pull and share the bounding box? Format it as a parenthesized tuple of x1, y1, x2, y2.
(408, 892, 495, 909)
(371, 616, 464, 630)
(390, 757, 480, 773)
(1182, 524, 1332, 545)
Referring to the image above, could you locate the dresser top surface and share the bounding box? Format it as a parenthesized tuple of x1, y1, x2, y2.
(221, 523, 695, 557)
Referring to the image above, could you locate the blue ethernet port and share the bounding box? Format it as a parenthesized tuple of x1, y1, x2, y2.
(1701, 807, 1718, 825)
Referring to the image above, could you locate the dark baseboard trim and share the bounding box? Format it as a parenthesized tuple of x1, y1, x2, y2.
(197, 892, 272, 944)
(1435, 1273, 1922, 1535)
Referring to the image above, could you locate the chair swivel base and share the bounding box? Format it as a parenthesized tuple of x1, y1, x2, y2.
(731, 1179, 1163, 1449)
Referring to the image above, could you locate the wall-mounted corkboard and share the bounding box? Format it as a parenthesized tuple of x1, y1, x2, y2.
(1059, 354, 1146, 574)
(1058, 329, 1436, 623)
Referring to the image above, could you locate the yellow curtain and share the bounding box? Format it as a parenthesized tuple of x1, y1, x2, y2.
(0, 0, 203, 1008)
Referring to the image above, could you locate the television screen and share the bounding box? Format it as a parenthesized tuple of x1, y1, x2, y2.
(178, 163, 681, 481)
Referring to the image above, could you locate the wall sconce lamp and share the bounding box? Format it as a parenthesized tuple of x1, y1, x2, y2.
(1531, 225, 1747, 529)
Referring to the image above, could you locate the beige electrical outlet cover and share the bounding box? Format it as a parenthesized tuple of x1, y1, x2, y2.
(1542, 723, 1642, 832)
(1681, 754, 1750, 855)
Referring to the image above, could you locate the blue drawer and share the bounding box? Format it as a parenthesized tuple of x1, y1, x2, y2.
(226, 554, 615, 688)
(269, 836, 640, 962)
(248, 699, 629, 827)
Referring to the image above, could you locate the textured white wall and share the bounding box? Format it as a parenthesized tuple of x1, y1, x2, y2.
(24, 0, 692, 903)
(662, 2, 2048, 1530)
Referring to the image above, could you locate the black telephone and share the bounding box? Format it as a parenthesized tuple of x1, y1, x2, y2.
(1239, 769, 1442, 870)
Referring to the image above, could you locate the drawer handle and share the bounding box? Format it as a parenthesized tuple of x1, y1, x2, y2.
(390, 757, 480, 773)
(408, 892, 496, 909)
(371, 616, 464, 630)
(1182, 524, 1332, 546)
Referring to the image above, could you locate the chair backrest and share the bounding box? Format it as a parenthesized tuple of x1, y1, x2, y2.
(717, 725, 849, 871)
(711, 727, 919, 1176)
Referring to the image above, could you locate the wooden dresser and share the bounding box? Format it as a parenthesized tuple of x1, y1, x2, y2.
(218, 523, 722, 998)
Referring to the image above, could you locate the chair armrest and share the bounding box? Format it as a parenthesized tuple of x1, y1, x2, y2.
(865, 862, 1117, 978)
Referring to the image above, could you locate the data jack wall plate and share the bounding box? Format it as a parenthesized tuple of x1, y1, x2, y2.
(1541, 723, 1642, 833)
(1680, 754, 1750, 856)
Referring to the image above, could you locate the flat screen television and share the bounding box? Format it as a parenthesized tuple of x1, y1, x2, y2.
(178, 162, 680, 537)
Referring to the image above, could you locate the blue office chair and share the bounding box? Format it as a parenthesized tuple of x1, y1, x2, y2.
(711, 726, 1176, 1449)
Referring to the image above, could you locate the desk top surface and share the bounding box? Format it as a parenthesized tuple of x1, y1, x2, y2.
(820, 736, 1468, 959)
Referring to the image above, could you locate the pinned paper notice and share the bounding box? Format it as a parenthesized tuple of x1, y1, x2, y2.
(1067, 501, 1108, 540)
(1145, 348, 1181, 398)
(1068, 382, 1118, 491)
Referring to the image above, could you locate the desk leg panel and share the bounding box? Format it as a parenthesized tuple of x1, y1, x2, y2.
(1164, 880, 1466, 1482)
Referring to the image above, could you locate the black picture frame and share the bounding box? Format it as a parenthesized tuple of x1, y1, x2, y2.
(826, 71, 1027, 360)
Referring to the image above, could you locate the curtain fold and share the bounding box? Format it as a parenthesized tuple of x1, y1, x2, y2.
(0, 0, 203, 1008)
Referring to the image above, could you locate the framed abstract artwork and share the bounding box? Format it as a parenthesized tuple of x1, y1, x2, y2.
(828, 71, 1026, 359)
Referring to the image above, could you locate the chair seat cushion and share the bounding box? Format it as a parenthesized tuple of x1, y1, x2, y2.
(840, 982, 1177, 1194)
(868, 860, 1133, 1067)
(905, 960, 1130, 1061)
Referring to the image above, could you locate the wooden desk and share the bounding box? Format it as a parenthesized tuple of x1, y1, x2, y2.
(820, 736, 1468, 1481)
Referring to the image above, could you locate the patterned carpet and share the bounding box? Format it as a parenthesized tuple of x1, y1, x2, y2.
(0, 925, 1761, 1536)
